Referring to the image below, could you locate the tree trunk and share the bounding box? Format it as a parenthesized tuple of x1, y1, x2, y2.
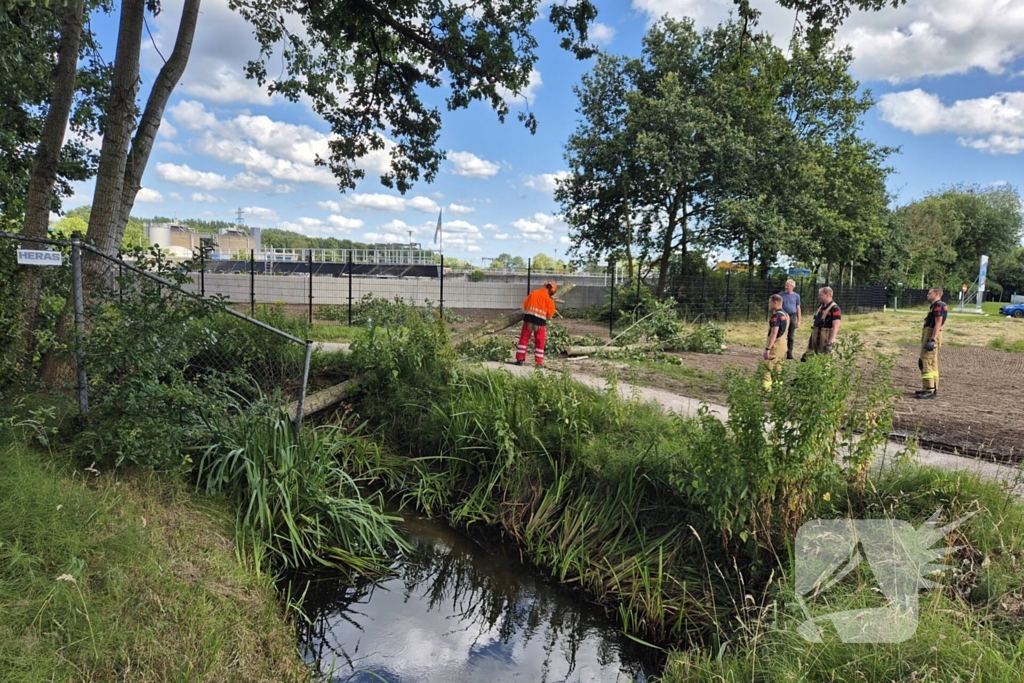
(656, 201, 679, 296)
(17, 0, 86, 364)
(87, 0, 145, 257)
(42, 0, 145, 386)
(622, 185, 634, 282)
(112, 0, 201, 241)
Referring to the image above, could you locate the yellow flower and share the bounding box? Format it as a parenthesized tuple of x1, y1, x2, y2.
(823, 492, 831, 502)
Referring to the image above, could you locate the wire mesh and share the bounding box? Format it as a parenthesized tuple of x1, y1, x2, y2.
(0, 232, 310, 421)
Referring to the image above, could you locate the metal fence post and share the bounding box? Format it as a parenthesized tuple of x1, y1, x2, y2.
(609, 260, 615, 337)
(293, 340, 313, 434)
(527, 258, 531, 295)
(724, 271, 732, 323)
(347, 252, 353, 326)
(70, 235, 88, 417)
(200, 246, 206, 297)
(745, 270, 753, 321)
(439, 255, 444, 321)
(700, 267, 707, 321)
(249, 249, 255, 314)
(308, 250, 313, 326)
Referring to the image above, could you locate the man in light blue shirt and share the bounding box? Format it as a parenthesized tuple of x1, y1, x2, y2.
(779, 279, 802, 360)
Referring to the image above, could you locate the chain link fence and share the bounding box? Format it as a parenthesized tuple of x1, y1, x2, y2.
(1, 231, 313, 431)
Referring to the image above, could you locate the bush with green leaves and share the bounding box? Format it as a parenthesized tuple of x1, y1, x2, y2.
(77, 248, 306, 468)
(318, 294, 463, 327)
(673, 335, 900, 546)
(0, 239, 73, 394)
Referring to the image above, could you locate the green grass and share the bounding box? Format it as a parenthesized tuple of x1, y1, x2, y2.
(0, 430, 309, 683)
(989, 336, 1024, 353)
(662, 462, 1024, 682)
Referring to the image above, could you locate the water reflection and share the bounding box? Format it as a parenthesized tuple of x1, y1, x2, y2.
(292, 513, 653, 682)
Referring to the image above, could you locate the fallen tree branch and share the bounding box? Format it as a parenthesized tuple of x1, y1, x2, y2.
(565, 341, 662, 356)
(288, 374, 367, 421)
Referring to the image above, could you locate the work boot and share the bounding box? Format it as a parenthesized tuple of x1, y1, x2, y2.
(786, 353, 794, 360)
(514, 360, 524, 366)
(914, 389, 930, 396)
(914, 391, 937, 400)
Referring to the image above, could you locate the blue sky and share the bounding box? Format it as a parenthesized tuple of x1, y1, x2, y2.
(68, 0, 1024, 264)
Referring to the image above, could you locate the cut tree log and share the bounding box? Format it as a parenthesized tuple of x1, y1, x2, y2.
(288, 374, 367, 421)
(565, 341, 662, 356)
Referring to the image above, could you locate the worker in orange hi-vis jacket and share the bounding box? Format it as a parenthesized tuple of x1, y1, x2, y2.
(515, 282, 557, 366)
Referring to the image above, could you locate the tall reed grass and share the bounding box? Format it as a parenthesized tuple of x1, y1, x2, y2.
(195, 409, 407, 576)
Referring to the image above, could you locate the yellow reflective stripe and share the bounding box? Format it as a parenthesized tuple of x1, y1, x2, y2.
(921, 372, 939, 379)
(524, 305, 548, 318)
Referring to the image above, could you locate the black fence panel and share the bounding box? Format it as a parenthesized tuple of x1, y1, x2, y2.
(664, 272, 888, 322)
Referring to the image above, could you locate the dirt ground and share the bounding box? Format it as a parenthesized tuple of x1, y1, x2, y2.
(450, 308, 1024, 464)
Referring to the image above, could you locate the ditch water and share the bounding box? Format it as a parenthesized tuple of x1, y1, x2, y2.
(289, 512, 658, 683)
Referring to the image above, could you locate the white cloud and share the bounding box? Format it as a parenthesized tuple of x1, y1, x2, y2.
(407, 196, 440, 213)
(243, 206, 279, 222)
(631, 0, 1024, 83)
(499, 68, 543, 107)
(467, 245, 482, 253)
(159, 120, 177, 139)
(317, 200, 344, 212)
(511, 212, 566, 242)
(167, 100, 395, 190)
(191, 192, 222, 203)
(155, 162, 275, 191)
(839, 0, 1024, 83)
(495, 233, 510, 240)
(482, 223, 499, 232)
(363, 232, 411, 244)
(448, 203, 475, 215)
(136, 188, 164, 203)
(327, 215, 363, 229)
(523, 171, 569, 194)
(157, 142, 186, 154)
(169, 100, 217, 131)
(559, 236, 572, 245)
(350, 193, 408, 211)
(181, 65, 282, 105)
(377, 219, 416, 235)
(590, 22, 616, 45)
(169, 192, 183, 201)
(436, 219, 484, 251)
(878, 89, 1024, 154)
(448, 150, 500, 179)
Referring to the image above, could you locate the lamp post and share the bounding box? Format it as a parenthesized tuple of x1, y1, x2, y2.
(408, 229, 413, 264)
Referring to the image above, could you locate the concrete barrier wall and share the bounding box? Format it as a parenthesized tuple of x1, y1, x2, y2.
(183, 273, 609, 310)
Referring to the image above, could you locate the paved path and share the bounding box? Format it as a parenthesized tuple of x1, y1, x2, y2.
(483, 361, 1024, 495)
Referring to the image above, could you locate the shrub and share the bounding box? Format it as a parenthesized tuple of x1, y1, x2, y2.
(195, 410, 407, 574)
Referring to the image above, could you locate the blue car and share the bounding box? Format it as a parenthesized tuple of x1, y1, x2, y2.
(1000, 303, 1024, 318)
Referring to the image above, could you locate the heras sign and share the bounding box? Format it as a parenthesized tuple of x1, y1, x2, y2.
(17, 249, 63, 266)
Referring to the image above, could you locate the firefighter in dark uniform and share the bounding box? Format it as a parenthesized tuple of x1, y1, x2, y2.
(916, 287, 947, 399)
(762, 294, 789, 390)
(802, 286, 841, 360)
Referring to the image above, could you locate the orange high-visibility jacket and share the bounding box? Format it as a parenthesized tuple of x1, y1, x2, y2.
(522, 287, 556, 321)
